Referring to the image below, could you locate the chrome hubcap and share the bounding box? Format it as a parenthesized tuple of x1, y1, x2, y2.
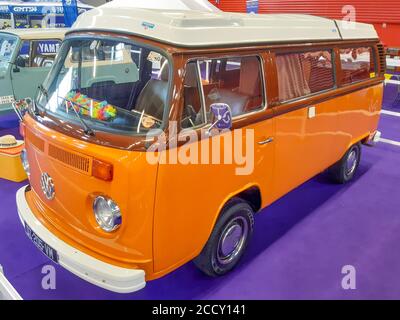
(346, 150, 358, 176)
(217, 216, 248, 265)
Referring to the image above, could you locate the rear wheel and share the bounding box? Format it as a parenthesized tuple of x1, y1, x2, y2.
(193, 198, 254, 277)
(328, 143, 361, 184)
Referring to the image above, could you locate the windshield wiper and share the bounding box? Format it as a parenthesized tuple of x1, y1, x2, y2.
(38, 84, 49, 103)
(30, 84, 50, 117)
(58, 96, 95, 136)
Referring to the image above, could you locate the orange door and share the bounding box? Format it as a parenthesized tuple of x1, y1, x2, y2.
(271, 102, 337, 202)
(152, 116, 275, 276)
(151, 55, 275, 276)
(270, 49, 339, 200)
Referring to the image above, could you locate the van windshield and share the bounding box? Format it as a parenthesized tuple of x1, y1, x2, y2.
(0, 33, 18, 76)
(37, 37, 171, 135)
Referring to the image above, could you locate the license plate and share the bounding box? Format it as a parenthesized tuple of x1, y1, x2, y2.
(0, 95, 14, 105)
(25, 223, 59, 263)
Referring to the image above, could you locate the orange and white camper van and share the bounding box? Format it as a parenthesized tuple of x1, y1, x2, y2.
(16, 5, 385, 293)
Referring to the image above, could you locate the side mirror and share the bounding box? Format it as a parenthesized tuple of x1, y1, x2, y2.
(14, 56, 27, 71)
(209, 103, 232, 131)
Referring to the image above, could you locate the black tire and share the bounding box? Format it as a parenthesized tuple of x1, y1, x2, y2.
(193, 198, 254, 277)
(328, 143, 361, 184)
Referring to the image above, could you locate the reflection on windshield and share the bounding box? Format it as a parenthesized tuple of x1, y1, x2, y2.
(38, 38, 171, 136)
(0, 34, 17, 75)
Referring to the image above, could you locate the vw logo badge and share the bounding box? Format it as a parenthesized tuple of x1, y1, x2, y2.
(40, 173, 55, 200)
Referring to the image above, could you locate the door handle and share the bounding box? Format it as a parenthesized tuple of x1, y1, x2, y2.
(258, 137, 274, 145)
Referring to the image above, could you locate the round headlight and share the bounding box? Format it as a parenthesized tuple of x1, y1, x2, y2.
(93, 196, 122, 232)
(20, 149, 30, 177)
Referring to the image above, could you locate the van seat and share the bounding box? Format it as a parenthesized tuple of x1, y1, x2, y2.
(206, 57, 262, 116)
(134, 62, 169, 120)
(206, 89, 248, 116)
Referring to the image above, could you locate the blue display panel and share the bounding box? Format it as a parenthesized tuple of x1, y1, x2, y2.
(0, 4, 88, 15)
(246, 0, 259, 14)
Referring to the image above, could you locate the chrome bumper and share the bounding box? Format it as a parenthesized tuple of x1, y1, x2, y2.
(16, 186, 146, 294)
(366, 130, 382, 146)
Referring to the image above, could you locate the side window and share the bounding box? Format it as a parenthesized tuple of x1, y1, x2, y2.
(199, 56, 264, 117)
(30, 40, 61, 68)
(276, 50, 334, 102)
(181, 62, 206, 129)
(0, 35, 17, 62)
(15, 41, 30, 68)
(340, 47, 376, 85)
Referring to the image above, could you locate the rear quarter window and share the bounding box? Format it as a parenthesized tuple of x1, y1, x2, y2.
(340, 47, 376, 85)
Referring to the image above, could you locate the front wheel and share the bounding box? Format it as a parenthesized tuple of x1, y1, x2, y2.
(328, 143, 361, 184)
(193, 199, 254, 277)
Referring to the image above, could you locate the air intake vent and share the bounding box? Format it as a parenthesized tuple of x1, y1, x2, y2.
(377, 44, 386, 75)
(48, 144, 91, 174)
(26, 130, 45, 152)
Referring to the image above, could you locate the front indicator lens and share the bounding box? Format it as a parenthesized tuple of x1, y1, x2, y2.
(92, 159, 113, 181)
(93, 196, 122, 232)
(20, 149, 30, 177)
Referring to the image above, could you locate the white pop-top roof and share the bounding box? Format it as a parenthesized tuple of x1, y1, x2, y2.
(71, 3, 379, 48)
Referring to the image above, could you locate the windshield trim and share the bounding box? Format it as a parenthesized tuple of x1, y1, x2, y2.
(35, 33, 174, 138)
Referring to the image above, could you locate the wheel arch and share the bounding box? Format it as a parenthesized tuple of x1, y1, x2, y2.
(216, 184, 263, 219)
(334, 134, 368, 166)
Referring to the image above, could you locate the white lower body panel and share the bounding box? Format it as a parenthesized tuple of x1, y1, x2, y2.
(16, 186, 146, 294)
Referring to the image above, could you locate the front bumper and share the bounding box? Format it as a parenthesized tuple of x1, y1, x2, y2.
(16, 186, 146, 294)
(365, 130, 382, 147)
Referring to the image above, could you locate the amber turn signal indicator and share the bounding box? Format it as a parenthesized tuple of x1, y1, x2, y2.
(92, 159, 113, 181)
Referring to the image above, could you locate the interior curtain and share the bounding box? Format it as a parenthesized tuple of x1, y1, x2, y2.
(276, 54, 311, 101)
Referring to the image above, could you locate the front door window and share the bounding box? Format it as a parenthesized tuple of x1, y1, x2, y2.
(181, 61, 206, 129)
(198, 56, 264, 117)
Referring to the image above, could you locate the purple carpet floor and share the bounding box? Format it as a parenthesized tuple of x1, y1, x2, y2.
(379, 114, 400, 142)
(383, 76, 400, 112)
(0, 100, 400, 299)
